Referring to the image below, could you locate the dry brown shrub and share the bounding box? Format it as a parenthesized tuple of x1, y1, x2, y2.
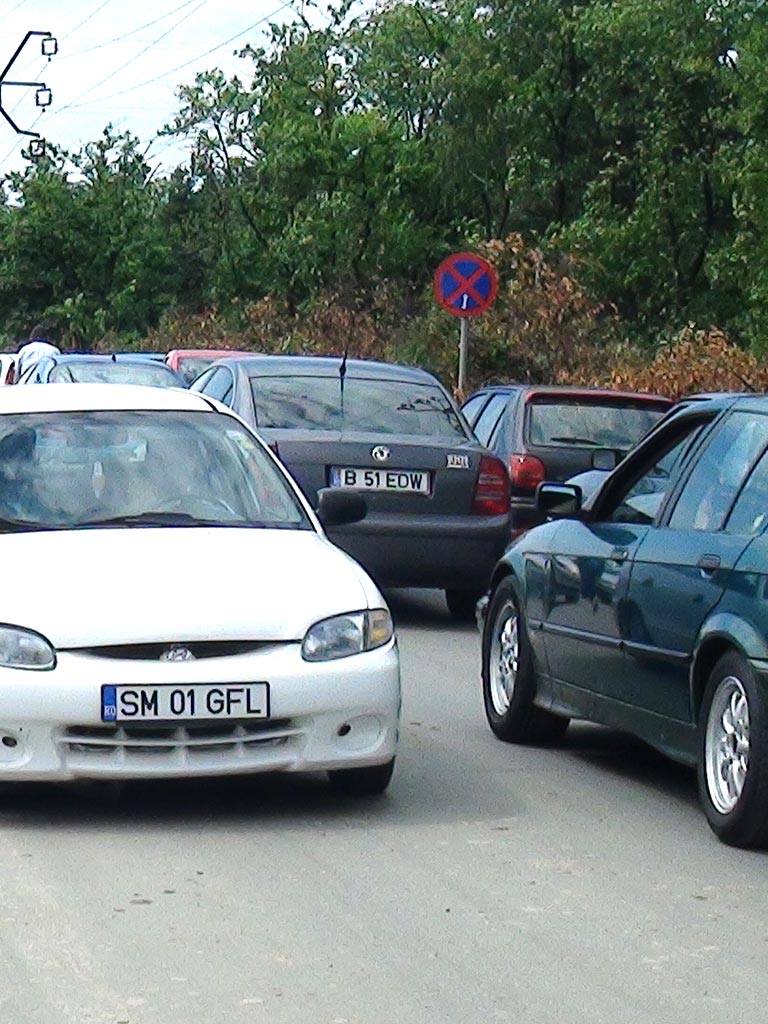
(464, 234, 623, 393)
(138, 237, 757, 402)
(574, 326, 765, 399)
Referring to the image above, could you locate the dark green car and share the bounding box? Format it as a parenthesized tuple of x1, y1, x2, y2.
(480, 393, 768, 848)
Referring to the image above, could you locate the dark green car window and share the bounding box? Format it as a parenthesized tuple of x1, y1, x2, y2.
(725, 446, 768, 535)
(669, 411, 768, 532)
(607, 427, 704, 525)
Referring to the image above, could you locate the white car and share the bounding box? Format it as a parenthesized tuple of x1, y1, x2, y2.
(0, 384, 400, 794)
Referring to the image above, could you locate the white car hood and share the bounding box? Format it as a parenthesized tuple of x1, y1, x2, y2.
(2, 527, 373, 648)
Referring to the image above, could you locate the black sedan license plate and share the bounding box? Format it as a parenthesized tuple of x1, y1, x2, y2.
(331, 467, 430, 493)
(100, 683, 270, 723)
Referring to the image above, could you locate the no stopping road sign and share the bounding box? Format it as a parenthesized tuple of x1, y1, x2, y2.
(433, 252, 498, 318)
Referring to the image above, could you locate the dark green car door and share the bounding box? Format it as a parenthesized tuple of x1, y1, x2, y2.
(540, 413, 714, 701)
(542, 521, 648, 696)
(623, 410, 768, 721)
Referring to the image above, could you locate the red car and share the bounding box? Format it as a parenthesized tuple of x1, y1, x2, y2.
(165, 349, 254, 386)
(461, 384, 673, 533)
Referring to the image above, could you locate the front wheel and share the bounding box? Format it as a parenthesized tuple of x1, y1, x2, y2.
(482, 577, 569, 744)
(698, 651, 768, 848)
(328, 758, 395, 796)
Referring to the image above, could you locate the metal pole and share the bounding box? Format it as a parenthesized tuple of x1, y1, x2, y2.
(458, 317, 469, 394)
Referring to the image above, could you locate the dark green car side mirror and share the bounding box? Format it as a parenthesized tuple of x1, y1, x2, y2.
(535, 482, 582, 519)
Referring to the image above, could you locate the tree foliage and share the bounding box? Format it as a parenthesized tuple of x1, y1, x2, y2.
(1, 0, 768, 386)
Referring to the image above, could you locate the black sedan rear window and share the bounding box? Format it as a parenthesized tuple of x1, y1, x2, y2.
(527, 399, 666, 450)
(249, 376, 467, 438)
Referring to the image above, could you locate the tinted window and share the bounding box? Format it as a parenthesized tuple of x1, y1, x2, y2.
(473, 393, 509, 445)
(527, 399, 665, 450)
(49, 361, 180, 388)
(200, 367, 235, 404)
(249, 376, 466, 438)
(669, 412, 768, 532)
(726, 447, 768, 535)
(608, 423, 706, 525)
(179, 356, 217, 385)
(0, 411, 309, 532)
(461, 393, 489, 427)
(190, 367, 215, 392)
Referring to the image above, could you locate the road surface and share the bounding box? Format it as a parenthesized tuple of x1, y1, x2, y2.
(0, 589, 766, 1023)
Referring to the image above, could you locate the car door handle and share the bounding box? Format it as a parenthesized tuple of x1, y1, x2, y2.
(611, 547, 629, 562)
(697, 554, 721, 576)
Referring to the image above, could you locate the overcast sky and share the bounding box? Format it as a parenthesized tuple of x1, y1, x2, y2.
(0, 0, 315, 175)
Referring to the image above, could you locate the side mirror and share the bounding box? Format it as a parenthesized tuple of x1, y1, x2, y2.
(535, 482, 582, 519)
(316, 488, 367, 528)
(591, 449, 618, 471)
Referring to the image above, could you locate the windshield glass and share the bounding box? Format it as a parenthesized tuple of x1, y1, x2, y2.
(178, 356, 217, 384)
(50, 361, 181, 388)
(0, 411, 310, 533)
(250, 375, 467, 438)
(527, 400, 666, 450)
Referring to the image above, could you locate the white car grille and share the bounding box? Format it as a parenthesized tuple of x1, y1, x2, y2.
(57, 719, 302, 774)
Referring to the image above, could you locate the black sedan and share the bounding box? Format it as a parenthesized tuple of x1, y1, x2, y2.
(192, 355, 511, 617)
(480, 392, 768, 847)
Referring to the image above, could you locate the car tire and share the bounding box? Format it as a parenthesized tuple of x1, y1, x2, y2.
(482, 577, 569, 744)
(698, 651, 768, 848)
(445, 588, 482, 622)
(328, 758, 395, 796)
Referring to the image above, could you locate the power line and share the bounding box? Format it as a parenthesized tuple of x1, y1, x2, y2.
(54, 0, 212, 114)
(61, 0, 116, 41)
(3, 0, 29, 16)
(1, 1, 296, 173)
(0, 108, 43, 171)
(60, 0, 204, 59)
(4, 57, 48, 118)
(66, 1, 293, 111)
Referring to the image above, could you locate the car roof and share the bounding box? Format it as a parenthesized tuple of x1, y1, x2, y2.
(219, 354, 441, 385)
(52, 353, 172, 366)
(0, 383, 213, 415)
(168, 349, 253, 358)
(470, 383, 672, 404)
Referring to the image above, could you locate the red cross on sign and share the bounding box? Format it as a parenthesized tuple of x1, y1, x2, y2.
(433, 252, 498, 318)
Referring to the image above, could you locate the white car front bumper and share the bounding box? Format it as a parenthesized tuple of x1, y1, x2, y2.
(0, 641, 400, 781)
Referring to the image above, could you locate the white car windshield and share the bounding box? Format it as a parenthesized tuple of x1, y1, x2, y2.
(0, 410, 310, 532)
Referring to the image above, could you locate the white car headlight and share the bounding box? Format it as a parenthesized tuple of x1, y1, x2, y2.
(302, 609, 394, 662)
(0, 625, 56, 670)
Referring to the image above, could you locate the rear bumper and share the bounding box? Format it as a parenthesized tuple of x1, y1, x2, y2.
(327, 513, 510, 590)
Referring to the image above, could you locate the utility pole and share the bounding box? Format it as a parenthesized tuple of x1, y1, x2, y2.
(0, 30, 58, 152)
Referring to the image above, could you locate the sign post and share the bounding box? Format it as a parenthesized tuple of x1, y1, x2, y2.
(433, 251, 498, 392)
(458, 318, 469, 394)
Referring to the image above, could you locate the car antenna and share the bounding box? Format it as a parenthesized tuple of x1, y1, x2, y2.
(339, 344, 349, 419)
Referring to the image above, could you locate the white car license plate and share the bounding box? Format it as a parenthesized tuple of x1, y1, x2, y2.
(100, 683, 270, 723)
(331, 467, 430, 494)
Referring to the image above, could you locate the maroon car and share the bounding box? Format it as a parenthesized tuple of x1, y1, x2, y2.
(461, 384, 672, 532)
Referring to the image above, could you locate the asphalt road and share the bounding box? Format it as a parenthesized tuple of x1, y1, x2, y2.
(1, 589, 767, 1024)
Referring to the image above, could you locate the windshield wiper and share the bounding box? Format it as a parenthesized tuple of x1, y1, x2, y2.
(547, 436, 603, 446)
(71, 512, 252, 529)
